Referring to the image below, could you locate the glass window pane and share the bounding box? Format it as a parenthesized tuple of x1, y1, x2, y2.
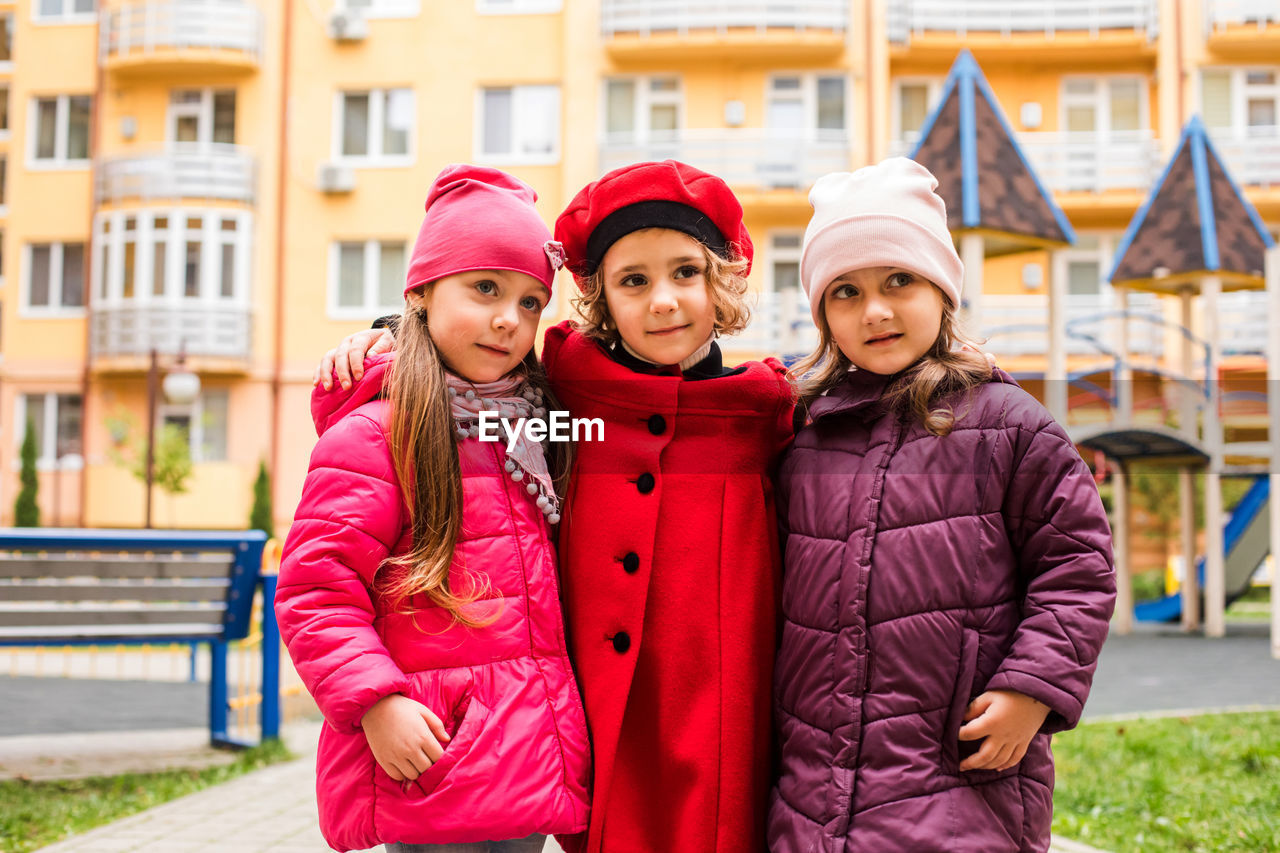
(56, 394, 82, 458)
(0, 85, 9, 131)
(899, 84, 929, 137)
(39, 0, 61, 17)
(772, 77, 802, 91)
(67, 96, 90, 160)
(184, 241, 201, 297)
(213, 91, 236, 144)
(153, 242, 167, 296)
(342, 94, 370, 157)
(171, 89, 201, 106)
(74, 0, 95, 12)
(0, 14, 12, 63)
(1245, 71, 1276, 86)
(338, 243, 364, 307)
(1110, 80, 1140, 133)
(1065, 79, 1095, 96)
(1202, 70, 1233, 128)
(36, 99, 58, 159)
(1067, 260, 1101, 295)
(220, 243, 235, 298)
(21, 395, 48, 459)
(1247, 98, 1276, 128)
(515, 87, 558, 156)
(164, 413, 192, 445)
(378, 243, 405, 308)
(605, 80, 636, 136)
(774, 261, 800, 293)
(29, 245, 52, 306)
(382, 89, 412, 156)
(1066, 105, 1096, 133)
(175, 115, 199, 142)
(650, 78, 678, 93)
(1, 155, 7, 206)
(123, 238, 136, 299)
(773, 233, 802, 249)
(61, 244, 84, 307)
(200, 391, 229, 462)
(817, 77, 846, 131)
(483, 88, 513, 156)
(650, 104, 678, 134)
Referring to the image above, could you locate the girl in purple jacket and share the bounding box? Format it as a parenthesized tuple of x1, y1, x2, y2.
(769, 158, 1116, 853)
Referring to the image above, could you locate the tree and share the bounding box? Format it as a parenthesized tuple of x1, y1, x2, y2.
(249, 460, 274, 538)
(14, 418, 40, 527)
(106, 411, 195, 518)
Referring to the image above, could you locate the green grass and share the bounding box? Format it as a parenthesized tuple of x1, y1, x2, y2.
(1053, 711, 1280, 852)
(0, 738, 293, 853)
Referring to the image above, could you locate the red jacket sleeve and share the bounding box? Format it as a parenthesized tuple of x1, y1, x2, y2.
(275, 409, 412, 734)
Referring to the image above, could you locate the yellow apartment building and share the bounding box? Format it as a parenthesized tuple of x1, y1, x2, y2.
(0, 0, 1276, 534)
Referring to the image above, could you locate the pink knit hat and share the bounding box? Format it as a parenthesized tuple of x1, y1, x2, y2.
(405, 164, 564, 295)
(800, 157, 963, 323)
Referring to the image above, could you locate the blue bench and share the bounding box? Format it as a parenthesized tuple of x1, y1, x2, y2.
(0, 528, 280, 748)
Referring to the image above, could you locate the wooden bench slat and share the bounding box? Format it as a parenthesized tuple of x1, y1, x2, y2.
(0, 623, 225, 643)
(0, 554, 235, 580)
(0, 580, 229, 602)
(0, 605, 224, 628)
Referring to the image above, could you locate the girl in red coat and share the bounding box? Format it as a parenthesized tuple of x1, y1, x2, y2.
(321, 161, 796, 853)
(279, 165, 590, 852)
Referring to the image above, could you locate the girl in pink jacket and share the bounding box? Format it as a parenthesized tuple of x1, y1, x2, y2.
(276, 165, 590, 852)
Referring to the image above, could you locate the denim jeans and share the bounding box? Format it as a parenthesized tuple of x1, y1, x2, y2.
(385, 833, 546, 853)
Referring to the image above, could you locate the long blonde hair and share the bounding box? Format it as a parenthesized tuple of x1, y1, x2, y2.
(794, 292, 992, 436)
(380, 296, 572, 626)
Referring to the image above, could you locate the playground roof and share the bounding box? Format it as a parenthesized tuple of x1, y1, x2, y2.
(1069, 424, 1209, 466)
(1109, 115, 1276, 293)
(909, 49, 1074, 255)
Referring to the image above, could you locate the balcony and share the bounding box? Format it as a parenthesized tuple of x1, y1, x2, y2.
(1208, 126, 1280, 189)
(1218, 291, 1271, 357)
(601, 0, 846, 62)
(982, 293, 1165, 359)
(600, 130, 849, 196)
(100, 2, 262, 75)
(96, 145, 256, 205)
(91, 306, 251, 362)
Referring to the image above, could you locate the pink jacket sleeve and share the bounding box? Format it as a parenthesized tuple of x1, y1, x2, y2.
(275, 408, 412, 734)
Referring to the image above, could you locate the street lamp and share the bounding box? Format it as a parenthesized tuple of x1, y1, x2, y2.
(145, 346, 200, 528)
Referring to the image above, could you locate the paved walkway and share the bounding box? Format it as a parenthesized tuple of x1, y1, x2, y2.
(11, 623, 1278, 853)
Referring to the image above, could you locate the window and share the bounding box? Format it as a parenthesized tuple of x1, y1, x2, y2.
(477, 85, 560, 164)
(24, 242, 86, 313)
(0, 13, 13, 65)
(0, 85, 9, 138)
(337, 0, 420, 18)
(1202, 67, 1280, 133)
(1053, 233, 1116, 301)
(15, 393, 83, 466)
(336, 88, 414, 164)
(29, 95, 91, 167)
(0, 155, 7, 210)
(477, 0, 562, 14)
(604, 77, 681, 144)
(34, 0, 96, 21)
(767, 75, 847, 139)
(93, 209, 252, 306)
(168, 89, 236, 146)
(1061, 77, 1146, 136)
(160, 390, 229, 462)
(330, 240, 407, 316)
(769, 232, 802, 295)
(892, 78, 944, 145)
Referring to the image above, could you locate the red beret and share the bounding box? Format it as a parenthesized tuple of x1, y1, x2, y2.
(554, 160, 753, 286)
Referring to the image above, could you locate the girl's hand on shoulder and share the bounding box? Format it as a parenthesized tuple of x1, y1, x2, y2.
(314, 328, 396, 392)
(359, 693, 452, 781)
(956, 689, 1050, 773)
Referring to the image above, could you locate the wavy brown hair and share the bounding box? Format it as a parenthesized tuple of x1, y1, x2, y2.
(380, 294, 573, 627)
(571, 238, 752, 346)
(794, 290, 992, 437)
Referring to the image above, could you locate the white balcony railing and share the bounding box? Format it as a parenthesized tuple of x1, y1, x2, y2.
(887, 0, 1159, 42)
(601, 130, 849, 191)
(1218, 291, 1271, 356)
(91, 306, 252, 361)
(1205, 0, 1280, 31)
(601, 0, 847, 36)
(96, 145, 256, 205)
(1208, 126, 1280, 188)
(983, 293, 1165, 358)
(100, 1, 262, 63)
(890, 130, 1160, 194)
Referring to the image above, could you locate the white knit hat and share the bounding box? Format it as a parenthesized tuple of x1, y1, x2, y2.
(800, 157, 964, 323)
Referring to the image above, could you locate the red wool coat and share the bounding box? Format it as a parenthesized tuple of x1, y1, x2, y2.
(542, 322, 795, 853)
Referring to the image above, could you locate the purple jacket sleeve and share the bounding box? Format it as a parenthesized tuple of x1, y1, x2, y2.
(989, 417, 1117, 733)
(275, 410, 412, 734)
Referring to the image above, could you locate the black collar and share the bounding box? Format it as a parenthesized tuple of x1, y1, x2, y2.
(603, 339, 746, 380)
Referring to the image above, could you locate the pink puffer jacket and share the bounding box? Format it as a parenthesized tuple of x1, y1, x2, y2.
(277, 354, 591, 851)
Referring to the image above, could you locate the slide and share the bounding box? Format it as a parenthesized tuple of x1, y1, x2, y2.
(1135, 476, 1271, 622)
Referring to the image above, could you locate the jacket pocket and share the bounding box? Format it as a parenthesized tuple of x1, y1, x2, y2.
(942, 627, 980, 774)
(374, 694, 490, 804)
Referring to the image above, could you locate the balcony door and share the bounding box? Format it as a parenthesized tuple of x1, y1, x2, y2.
(167, 89, 236, 150)
(604, 77, 680, 146)
(764, 75, 846, 187)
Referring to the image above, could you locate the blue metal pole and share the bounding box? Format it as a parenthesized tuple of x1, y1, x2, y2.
(260, 574, 281, 740)
(210, 639, 229, 746)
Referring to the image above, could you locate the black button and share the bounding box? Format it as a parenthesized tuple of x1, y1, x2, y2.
(612, 632, 631, 653)
(647, 414, 666, 435)
(636, 473, 655, 494)
(622, 552, 640, 574)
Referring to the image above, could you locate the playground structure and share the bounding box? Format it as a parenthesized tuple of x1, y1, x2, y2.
(905, 51, 1280, 658)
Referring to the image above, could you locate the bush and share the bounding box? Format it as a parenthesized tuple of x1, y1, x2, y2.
(14, 418, 39, 527)
(249, 460, 274, 538)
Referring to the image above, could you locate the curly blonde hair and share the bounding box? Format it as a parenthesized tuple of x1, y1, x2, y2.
(571, 241, 752, 344)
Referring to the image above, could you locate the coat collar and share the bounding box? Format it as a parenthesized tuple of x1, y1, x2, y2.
(807, 365, 1021, 424)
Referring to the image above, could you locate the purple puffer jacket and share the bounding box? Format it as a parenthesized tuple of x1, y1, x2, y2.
(768, 368, 1115, 853)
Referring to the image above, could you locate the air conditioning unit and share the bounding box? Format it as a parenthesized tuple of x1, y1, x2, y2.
(317, 162, 356, 194)
(327, 9, 368, 41)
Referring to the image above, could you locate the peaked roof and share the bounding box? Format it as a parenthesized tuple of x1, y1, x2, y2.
(1109, 115, 1276, 291)
(909, 49, 1074, 252)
